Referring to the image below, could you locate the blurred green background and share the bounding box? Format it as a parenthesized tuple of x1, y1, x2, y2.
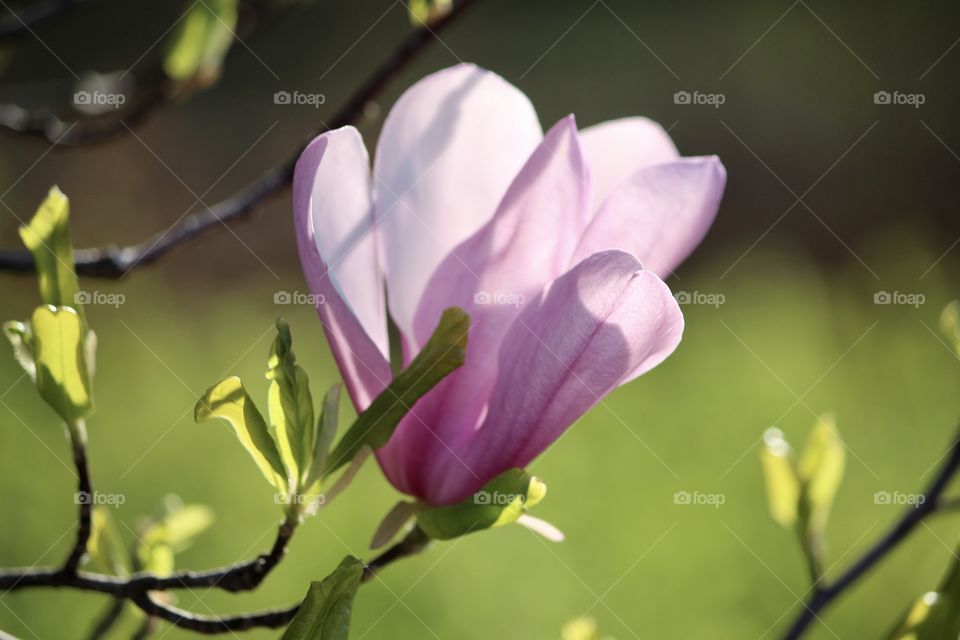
(3, 1, 960, 638)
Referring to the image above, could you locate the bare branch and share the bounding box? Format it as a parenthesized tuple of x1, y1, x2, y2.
(782, 425, 960, 639)
(0, 0, 479, 278)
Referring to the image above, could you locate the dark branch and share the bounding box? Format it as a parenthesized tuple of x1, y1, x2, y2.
(782, 426, 960, 639)
(362, 525, 430, 583)
(0, 65, 170, 146)
(130, 593, 298, 633)
(0, 526, 430, 634)
(0, 516, 295, 594)
(0, 0, 479, 278)
(0, 1, 285, 145)
(63, 436, 92, 574)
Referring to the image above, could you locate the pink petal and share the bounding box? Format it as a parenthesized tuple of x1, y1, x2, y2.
(580, 117, 679, 210)
(373, 63, 542, 353)
(572, 157, 726, 279)
(431, 250, 683, 504)
(294, 128, 391, 410)
(383, 116, 592, 500)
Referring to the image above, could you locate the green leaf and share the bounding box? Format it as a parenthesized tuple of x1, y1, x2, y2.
(3, 320, 36, 382)
(281, 556, 364, 640)
(886, 540, 960, 639)
(31, 305, 93, 426)
(407, 0, 452, 26)
(760, 427, 799, 528)
(195, 377, 286, 492)
(266, 320, 314, 486)
(87, 507, 130, 576)
(164, 0, 238, 88)
(305, 384, 341, 488)
(324, 307, 468, 476)
(797, 414, 845, 532)
(19, 187, 83, 319)
(416, 469, 546, 540)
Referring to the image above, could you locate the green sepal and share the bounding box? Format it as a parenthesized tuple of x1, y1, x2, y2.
(416, 469, 546, 540)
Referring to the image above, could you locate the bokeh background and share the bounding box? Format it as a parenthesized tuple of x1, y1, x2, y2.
(3, 1, 960, 638)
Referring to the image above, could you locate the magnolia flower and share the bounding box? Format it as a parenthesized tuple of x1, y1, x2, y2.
(294, 64, 725, 506)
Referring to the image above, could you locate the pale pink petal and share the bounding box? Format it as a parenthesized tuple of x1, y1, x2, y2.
(294, 128, 391, 410)
(580, 117, 679, 210)
(428, 250, 683, 504)
(373, 63, 542, 351)
(382, 116, 592, 499)
(572, 157, 726, 279)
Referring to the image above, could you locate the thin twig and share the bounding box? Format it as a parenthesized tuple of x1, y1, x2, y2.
(0, 0, 479, 277)
(86, 598, 126, 640)
(782, 426, 960, 639)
